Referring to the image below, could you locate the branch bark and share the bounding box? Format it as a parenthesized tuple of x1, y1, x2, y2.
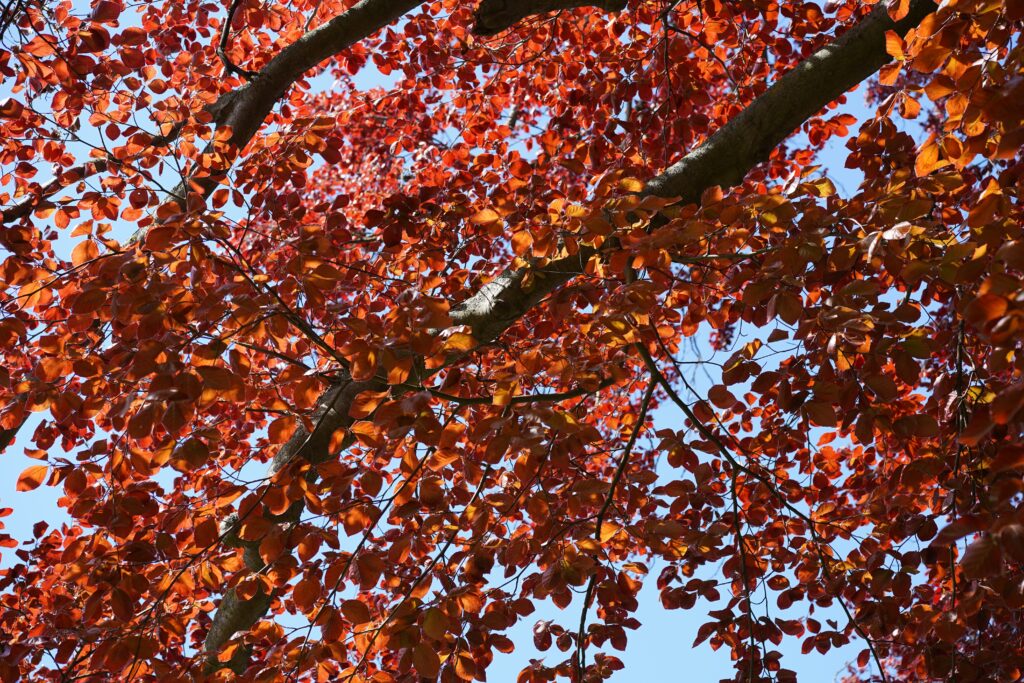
(200, 0, 938, 669)
(211, 0, 421, 149)
(644, 0, 938, 201)
(3, 1, 421, 230)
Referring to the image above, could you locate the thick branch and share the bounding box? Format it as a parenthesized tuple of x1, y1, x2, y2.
(128, 0, 422, 238)
(644, 0, 938, 201)
(201, 0, 938, 665)
(8, 0, 437, 636)
(472, 0, 627, 36)
(213, 0, 421, 149)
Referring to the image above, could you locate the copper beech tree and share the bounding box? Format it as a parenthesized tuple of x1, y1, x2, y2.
(1, 0, 1023, 680)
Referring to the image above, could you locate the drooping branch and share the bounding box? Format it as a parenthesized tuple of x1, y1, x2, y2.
(459, 1, 939, 320)
(199, 0, 939, 667)
(472, 0, 627, 36)
(637, 340, 891, 680)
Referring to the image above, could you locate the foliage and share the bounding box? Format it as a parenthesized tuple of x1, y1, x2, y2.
(0, 0, 1023, 681)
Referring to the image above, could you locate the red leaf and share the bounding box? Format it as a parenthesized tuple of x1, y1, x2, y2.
(341, 599, 371, 625)
(961, 535, 1001, 579)
(0, 98, 24, 119)
(412, 644, 440, 678)
(292, 577, 322, 613)
(91, 0, 122, 22)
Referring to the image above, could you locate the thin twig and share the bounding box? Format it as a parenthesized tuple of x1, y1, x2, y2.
(218, 0, 258, 80)
(576, 380, 654, 680)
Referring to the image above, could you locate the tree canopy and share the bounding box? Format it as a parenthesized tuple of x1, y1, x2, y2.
(1, 0, 1023, 681)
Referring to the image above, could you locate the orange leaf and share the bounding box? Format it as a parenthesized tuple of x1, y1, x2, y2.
(599, 522, 621, 542)
(268, 416, 296, 444)
(914, 137, 948, 177)
(884, 31, 905, 60)
(899, 93, 921, 119)
(454, 652, 478, 680)
(992, 386, 1024, 426)
(16, 464, 48, 492)
(887, 0, 910, 21)
(961, 535, 1001, 580)
(618, 177, 644, 192)
(511, 230, 533, 256)
(470, 208, 500, 226)
(441, 332, 476, 354)
(708, 384, 737, 410)
(71, 239, 99, 266)
(383, 352, 412, 385)
(964, 294, 1007, 326)
(422, 607, 448, 640)
(348, 389, 389, 419)
(804, 401, 837, 427)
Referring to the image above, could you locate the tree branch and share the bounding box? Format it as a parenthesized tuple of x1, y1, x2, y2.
(199, 0, 939, 666)
(644, 0, 937, 201)
(576, 380, 654, 679)
(123, 0, 422, 242)
(1, 119, 188, 227)
(217, 0, 257, 80)
(1, 161, 108, 226)
(212, 0, 422, 149)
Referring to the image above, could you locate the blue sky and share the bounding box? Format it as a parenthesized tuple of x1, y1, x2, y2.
(0, 28, 889, 682)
